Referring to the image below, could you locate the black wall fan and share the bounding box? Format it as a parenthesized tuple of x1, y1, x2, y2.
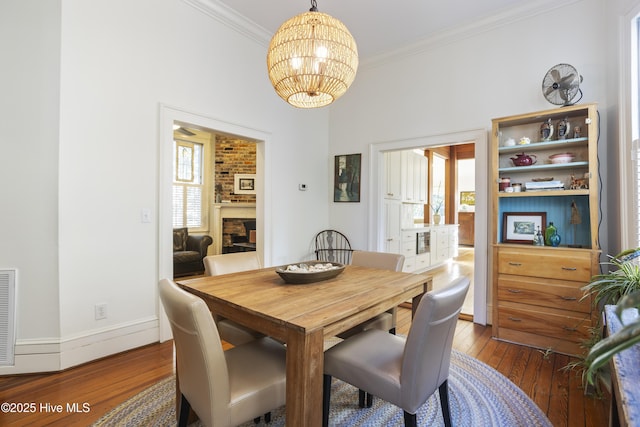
(542, 63, 583, 106)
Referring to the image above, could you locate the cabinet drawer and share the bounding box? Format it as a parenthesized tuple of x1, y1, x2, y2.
(402, 256, 415, 273)
(497, 275, 590, 313)
(415, 253, 430, 270)
(498, 305, 591, 343)
(401, 240, 415, 258)
(402, 230, 417, 241)
(498, 248, 591, 281)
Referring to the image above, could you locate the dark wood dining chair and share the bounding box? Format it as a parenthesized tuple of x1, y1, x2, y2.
(314, 229, 353, 264)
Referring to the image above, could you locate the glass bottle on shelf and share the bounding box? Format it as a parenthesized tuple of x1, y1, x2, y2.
(544, 222, 557, 246)
(533, 226, 544, 246)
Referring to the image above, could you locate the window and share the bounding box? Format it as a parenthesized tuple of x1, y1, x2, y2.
(173, 140, 205, 229)
(619, 11, 640, 251)
(431, 154, 446, 219)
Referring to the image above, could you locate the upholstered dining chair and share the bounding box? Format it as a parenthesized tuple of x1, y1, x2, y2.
(322, 276, 471, 427)
(337, 250, 405, 407)
(339, 250, 405, 338)
(159, 279, 286, 427)
(203, 252, 265, 345)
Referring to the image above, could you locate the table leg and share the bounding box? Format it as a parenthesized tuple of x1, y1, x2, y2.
(411, 279, 432, 318)
(285, 327, 324, 427)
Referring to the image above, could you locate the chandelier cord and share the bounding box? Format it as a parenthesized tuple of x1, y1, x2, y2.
(310, 0, 317, 12)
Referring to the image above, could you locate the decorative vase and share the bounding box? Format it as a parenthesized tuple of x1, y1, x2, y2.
(544, 222, 557, 246)
(433, 214, 442, 225)
(550, 231, 561, 247)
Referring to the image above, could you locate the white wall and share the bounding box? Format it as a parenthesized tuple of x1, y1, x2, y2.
(0, 1, 62, 370)
(1, 0, 331, 373)
(329, 0, 612, 255)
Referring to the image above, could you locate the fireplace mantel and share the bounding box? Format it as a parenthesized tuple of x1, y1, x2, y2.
(212, 203, 256, 255)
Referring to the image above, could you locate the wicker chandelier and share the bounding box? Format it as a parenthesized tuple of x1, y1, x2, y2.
(266, 0, 358, 109)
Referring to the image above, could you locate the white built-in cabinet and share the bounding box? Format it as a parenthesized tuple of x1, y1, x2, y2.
(431, 226, 459, 264)
(383, 151, 402, 200)
(384, 150, 427, 202)
(401, 151, 428, 203)
(383, 200, 402, 253)
(398, 225, 458, 273)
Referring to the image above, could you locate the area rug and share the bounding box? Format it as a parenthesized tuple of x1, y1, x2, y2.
(92, 350, 551, 426)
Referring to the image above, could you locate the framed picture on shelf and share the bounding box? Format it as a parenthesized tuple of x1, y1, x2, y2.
(234, 174, 256, 194)
(334, 153, 361, 202)
(502, 212, 546, 244)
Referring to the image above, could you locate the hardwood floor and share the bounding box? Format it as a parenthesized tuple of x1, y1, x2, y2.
(1, 258, 610, 427)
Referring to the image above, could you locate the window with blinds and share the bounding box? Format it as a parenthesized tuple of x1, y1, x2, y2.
(173, 140, 205, 229)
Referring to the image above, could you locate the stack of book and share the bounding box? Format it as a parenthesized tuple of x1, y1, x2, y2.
(524, 180, 565, 191)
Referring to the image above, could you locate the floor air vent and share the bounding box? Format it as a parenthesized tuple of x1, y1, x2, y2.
(0, 270, 16, 365)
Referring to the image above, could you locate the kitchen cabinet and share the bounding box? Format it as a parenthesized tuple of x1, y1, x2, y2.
(383, 200, 402, 253)
(400, 230, 416, 273)
(401, 151, 428, 203)
(458, 212, 474, 245)
(399, 225, 457, 273)
(490, 103, 600, 356)
(431, 225, 458, 264)
(384, 151, 402, 200)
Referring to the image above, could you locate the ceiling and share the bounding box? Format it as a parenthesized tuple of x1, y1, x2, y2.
(215, 0, 539, 61)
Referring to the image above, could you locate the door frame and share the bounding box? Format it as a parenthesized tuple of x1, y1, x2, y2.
(158, 104, 272, 341)
(368, 129, 489, 325)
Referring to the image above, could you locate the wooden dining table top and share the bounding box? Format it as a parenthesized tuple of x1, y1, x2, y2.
(178, 264, 431, 340)
(177, 263, 432, 426)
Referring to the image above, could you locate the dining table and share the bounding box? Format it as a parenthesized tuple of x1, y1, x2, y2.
(176, 262, 432, 427)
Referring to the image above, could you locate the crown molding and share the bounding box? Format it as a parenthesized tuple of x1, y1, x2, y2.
(182, 0, 271, 47)
(182, 0, 582, 70)
(361, 0, 582, 69)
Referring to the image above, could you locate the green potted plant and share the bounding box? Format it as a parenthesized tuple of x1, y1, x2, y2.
(583, 290, 640, 385)
(582, 248, 640, 311)
(567, 248, 640, 388)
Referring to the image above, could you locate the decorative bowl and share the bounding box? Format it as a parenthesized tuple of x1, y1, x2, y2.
(549, 153, 575, 164)
(275, 262, 345, 284)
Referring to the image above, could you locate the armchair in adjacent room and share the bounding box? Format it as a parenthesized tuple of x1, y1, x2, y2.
(173, 228, 213, 278)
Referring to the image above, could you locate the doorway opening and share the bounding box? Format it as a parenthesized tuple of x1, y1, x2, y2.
(369, 129, 488, 325)
(158, 104, 271, 341)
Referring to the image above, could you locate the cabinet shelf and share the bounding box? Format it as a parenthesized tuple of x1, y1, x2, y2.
(494, 242, 594, 252)
(498, 189, 589, 197)
(498, 137, 588, 154)
(498, 161, 589, 174)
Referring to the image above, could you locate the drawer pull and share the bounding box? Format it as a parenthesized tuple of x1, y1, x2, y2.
(560, 296, 577, 301)
(507, 289, 522, 294)
(508, 316, 522, 322)
(508, 262, 522, 266)
(561, 266, 577, 271)
(563, 326, 577, 332)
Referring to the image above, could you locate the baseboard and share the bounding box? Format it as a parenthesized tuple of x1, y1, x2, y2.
(0, 317, 159, 375)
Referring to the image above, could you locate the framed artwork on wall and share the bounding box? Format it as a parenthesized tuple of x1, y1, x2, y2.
(502, 212, 546, 244)
(460, 191, 475, 206)
(234, 174, 256, 194)
(334, 153, 361, 202)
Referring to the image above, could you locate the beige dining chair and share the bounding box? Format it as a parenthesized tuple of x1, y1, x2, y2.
(338, 250, 405, 338)
(322, 276, 470, 427)
(203, 252, 265, 346)
(159, 279, 286, 427)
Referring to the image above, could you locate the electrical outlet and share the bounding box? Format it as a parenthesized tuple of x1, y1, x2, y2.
(95, 303, 107, 320)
